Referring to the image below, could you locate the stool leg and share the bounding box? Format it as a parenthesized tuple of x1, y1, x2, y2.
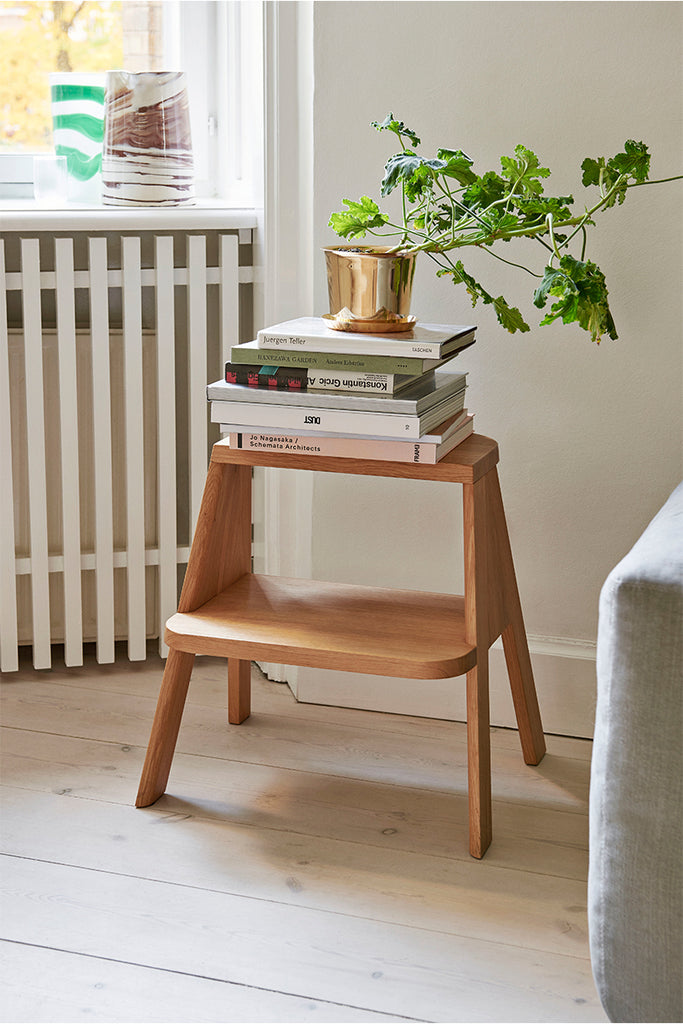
(502, 615, 546, 765)
(228, 658, 251, 724)
(486, 470, 546, 765)
(466, 654, 492, 858)
(136, 649, 194, 807)
(463, 475, 493, 858)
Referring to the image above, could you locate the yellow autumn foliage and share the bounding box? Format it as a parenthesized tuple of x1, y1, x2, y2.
(0, 1, 123, 150)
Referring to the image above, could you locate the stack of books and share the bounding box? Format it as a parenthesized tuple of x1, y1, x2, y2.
(206, 317, 477, 464)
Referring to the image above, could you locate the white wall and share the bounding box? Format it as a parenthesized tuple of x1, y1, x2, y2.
(290, 1, 682, 736)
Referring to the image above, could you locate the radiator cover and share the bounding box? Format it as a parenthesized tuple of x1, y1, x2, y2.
(1, 229, 253, 671)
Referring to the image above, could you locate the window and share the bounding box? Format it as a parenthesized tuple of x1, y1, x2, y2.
(0, 0, 262, 203)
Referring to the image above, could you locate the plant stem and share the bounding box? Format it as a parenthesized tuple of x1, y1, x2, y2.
(436, 176, 492, 237)
(628, 174, 683, 187)
(546, 214, 563, 261)
(365, 221, 434, 251)
(560, 209, 593, 249)
(425, 249, 459, 277)
(534, 234, 555, 254)
(400, 186, 409, 246)
(482, 246, 543, 277)
(398, 130, 410, 245)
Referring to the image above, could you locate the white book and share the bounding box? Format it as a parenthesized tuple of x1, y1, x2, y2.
(210, 388, 466, 439)
(217, 409, 470, 445)
(228, 416, 475, 465)
(256, 317, 476, 358)
(206, 370, 466, 414)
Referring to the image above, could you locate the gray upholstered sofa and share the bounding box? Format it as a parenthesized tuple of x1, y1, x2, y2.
(588, 481, 683, 1023)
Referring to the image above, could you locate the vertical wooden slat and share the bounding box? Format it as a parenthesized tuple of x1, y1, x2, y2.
(0, 241, 19, 671)
(219, 233, 240, 369)
(54, 238, 83, 666)
(122, 236, 147, 661)
(88, 237, 115, 663)
(186, 234, 208, 537)
(155, 235, 178, 658)
(20, 239, 51, 669)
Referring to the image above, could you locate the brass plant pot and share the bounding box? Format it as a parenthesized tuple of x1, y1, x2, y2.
(323, 246, 416, 320)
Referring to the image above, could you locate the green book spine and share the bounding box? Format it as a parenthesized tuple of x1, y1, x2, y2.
(230, 341, 446, 375)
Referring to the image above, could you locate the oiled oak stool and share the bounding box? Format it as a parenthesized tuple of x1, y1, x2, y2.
(136, 434, 546, 858)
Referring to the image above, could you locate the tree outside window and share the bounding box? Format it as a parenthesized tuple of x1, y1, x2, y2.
(0, 1, 164, 152)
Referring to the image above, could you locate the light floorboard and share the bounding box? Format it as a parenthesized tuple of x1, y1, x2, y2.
(0, 650, 607, 1023)
(0, 677, 590, 812)
(0, 652, 595, 759)
(1, 729, 589, 879)
(0, 786, 590, 958)
(0, 942, 403, 1024)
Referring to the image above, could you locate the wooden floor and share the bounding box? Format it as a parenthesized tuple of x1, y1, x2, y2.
(0, 648, 607, 1024)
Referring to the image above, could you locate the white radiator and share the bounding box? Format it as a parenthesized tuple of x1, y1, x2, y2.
(0, 229, 253, 671)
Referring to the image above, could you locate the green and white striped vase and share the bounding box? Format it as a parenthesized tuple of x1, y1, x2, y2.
(50, 73, 105, 203)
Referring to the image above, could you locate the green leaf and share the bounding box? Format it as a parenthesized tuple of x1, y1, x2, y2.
(478, 209, 522, 239)
(371, 114, 421, 149)
(492, 296, 532, 333)
(380, 152, 446, 198)
(461, 171, 508, 210)
(435, 148, 477, 186)
(500, 145, 550, 196)
(533, 256, 617, 342)
(415, 203, 453, 233)
(533, 264, 567, 306)
(614, 140, 651, 182)
(582, 141, 651, 206)
(403, 165, 438, 203)
(438, 261, 531, 333)
(580, 157, 602, 188)
(514, 194, 574, 222)
(328, 196, 389, 239)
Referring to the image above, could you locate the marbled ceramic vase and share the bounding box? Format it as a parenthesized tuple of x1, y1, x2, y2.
(102, 71, 195, 206)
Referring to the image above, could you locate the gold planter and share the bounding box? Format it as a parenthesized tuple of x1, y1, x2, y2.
(323, 246, 416, 320)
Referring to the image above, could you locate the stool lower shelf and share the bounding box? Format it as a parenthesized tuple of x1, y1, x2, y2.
(165, 573, 478, 679)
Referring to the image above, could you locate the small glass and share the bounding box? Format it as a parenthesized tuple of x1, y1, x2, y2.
(33, 154, 68, 205)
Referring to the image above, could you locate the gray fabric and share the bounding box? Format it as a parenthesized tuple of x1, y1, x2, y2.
(589, 481, 683, 1023)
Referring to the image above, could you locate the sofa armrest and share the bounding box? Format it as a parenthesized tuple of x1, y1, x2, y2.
(588, 481, 683, 1023)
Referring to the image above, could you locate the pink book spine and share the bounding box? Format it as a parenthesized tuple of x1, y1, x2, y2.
(229, 419, 473, 464)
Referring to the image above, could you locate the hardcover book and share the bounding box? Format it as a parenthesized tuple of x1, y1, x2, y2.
(224, 363, 308, 389)
(230, 339, 473, 375)
(228, 415, 474, 465)
(226, 362, 423, 394)
(255, 318, 477, 359)
(217, 408, 470, 444)
(209, 385, 467, 439)
(207, 370, 466, 415)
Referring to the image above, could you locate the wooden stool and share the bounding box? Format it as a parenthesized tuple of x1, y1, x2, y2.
(136, 434, 546, 858)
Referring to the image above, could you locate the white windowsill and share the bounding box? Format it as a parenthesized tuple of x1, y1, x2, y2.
(0, 198, 259, 232)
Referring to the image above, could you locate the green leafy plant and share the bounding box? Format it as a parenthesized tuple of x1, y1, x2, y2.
(329, 115, 682, 342)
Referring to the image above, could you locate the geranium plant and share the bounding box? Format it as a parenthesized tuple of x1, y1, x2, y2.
(329, 115, 681, 342)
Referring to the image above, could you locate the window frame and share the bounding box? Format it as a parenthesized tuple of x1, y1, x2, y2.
(0, 0, 263, 207)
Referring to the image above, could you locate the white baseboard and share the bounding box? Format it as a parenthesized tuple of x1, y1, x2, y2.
(286, 635, 597, 739)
